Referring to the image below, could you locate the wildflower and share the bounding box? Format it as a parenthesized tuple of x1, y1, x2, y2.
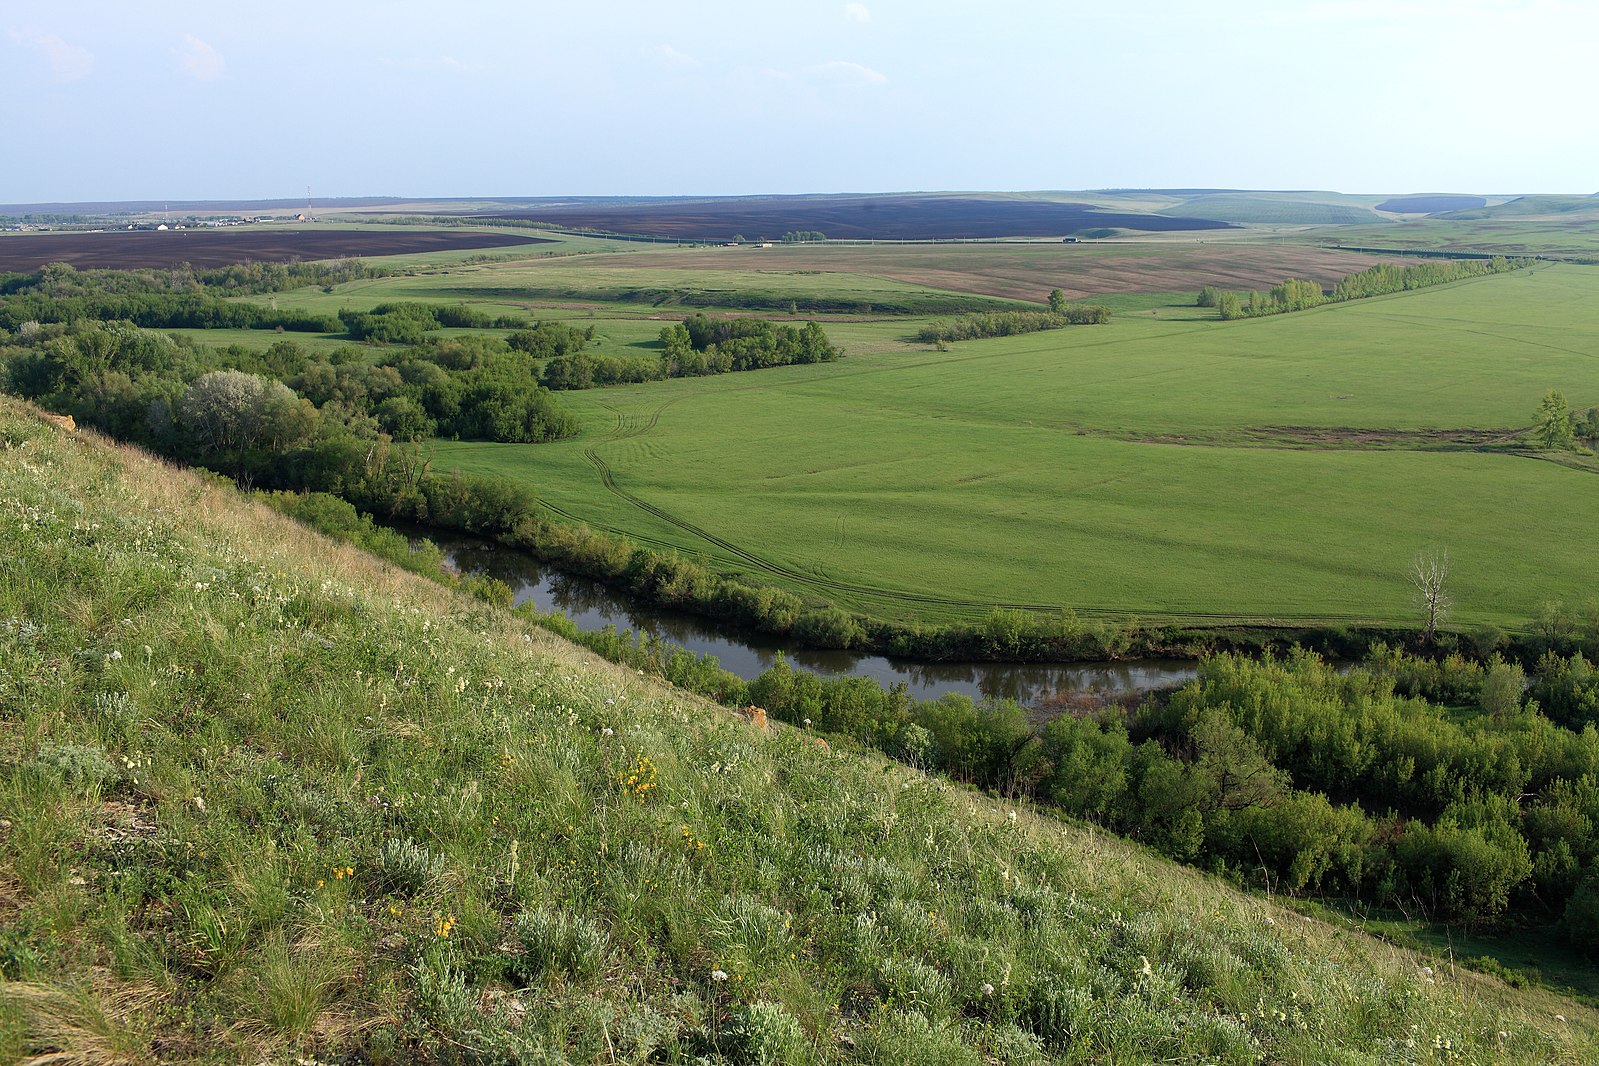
(1007, 811, 1017, 824)
(980, 983, 995, 996)
(1139, 955, 1153, 977)
(192, 796, 206, 813)
(108, 649, 122, 661)
(434, 914, 457, 938)
(601, 727, 614, 737)
(711, 969, 729, 982)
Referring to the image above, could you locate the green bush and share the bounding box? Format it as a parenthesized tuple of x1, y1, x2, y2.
(513, 907, 610, 983)
(374, 837, 449, 897)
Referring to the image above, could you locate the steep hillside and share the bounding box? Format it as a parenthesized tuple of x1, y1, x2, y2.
(1, 395, 1596, 1064)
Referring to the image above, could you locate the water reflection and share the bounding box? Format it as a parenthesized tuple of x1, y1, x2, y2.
(431, 533, 1198, 705)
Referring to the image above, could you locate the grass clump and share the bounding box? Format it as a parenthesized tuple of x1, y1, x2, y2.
(511, 906, 610, 983)
(374, 837, 449, 897)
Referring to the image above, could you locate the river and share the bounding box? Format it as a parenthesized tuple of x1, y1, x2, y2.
(429, 533, 1200, 706)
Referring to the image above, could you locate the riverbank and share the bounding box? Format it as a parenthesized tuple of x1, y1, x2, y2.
(430, 529, 1200, 705)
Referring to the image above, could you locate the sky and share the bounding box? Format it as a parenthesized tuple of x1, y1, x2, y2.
(3, 0, 1596, 204)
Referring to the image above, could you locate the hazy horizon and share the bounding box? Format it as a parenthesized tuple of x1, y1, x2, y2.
(5, 0, 1597, 203)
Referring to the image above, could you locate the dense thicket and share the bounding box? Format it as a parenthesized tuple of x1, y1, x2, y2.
(340, 301, 525, 344)
(915, 306, 1110, 344)
(1208, 257, 1529, 320)
(541, 314, 841, 390)
(0, 319, 578, 480)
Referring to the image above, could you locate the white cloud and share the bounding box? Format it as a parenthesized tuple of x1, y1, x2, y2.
(176, 34, 225, 81)
(844, 3, 871, 22)
(8, 29, 93, 82)
(658, 44, 698, 67)
(805, 59, 886, 85)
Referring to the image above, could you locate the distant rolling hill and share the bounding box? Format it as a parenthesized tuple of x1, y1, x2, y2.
(1436, 194, 1599, 220)
(1375, 194, 1489, 214)
(1159, 194, 1386, 226)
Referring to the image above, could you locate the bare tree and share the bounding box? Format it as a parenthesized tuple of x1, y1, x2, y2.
(1411, 548, 1452, 644)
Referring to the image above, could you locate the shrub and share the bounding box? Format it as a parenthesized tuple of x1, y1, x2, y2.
(512, 907, 610, 983)
(28, 743, 117, 791)
(723, 1000, 813, 1066)
(374, 837, 448, 896)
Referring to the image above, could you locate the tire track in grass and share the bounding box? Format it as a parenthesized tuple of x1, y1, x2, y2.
(574, 444, 1399, 625)
(558, 372, 1414, 625)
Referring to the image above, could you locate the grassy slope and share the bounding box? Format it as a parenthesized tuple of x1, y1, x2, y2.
(2, 399, 1595, 1063)
(1314, 217, 1599, 257)
(434, 265, 1599, 629)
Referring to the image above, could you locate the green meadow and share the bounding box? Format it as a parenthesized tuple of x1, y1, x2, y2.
(433, 265, 1599, 630)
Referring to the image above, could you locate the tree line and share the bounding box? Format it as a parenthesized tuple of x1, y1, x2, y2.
(1199, 256, 1530, 320)
(916, 304, 1111, 344)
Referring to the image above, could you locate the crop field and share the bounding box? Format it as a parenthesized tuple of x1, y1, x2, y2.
(261, 255, 1026, 317)
(485, 192, 1237, 240)
(0, 226, 556, 271)
(541, 241, 1405, 303)
(257, 240, 1400, 322)
(432, 264, 1599, 630)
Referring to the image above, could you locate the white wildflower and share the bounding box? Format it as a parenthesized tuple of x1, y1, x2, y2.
(711, 969, 729, 982)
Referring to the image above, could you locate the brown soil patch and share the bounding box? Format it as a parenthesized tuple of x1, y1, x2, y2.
(0, 229, 554, 271)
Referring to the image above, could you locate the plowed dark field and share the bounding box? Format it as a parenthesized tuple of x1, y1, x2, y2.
(489, 195, 1235, 240)
(0, 229, 553, 271)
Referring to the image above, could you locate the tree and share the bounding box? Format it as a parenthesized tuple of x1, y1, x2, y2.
(1411, 547, 1452, 644)
(1047, 288, 1068, 313)
(1536, 389, 1575, 449)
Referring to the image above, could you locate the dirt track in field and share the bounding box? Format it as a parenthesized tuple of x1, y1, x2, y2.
(567, 242, 1404, 302)
(0, 229, 554, 271)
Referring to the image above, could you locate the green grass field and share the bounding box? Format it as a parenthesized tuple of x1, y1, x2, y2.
(1316, 217, 1599, 258)
(432, 264, 1599, 630)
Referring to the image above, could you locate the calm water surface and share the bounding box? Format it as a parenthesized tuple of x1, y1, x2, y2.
(430, 533, 1199, 705)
